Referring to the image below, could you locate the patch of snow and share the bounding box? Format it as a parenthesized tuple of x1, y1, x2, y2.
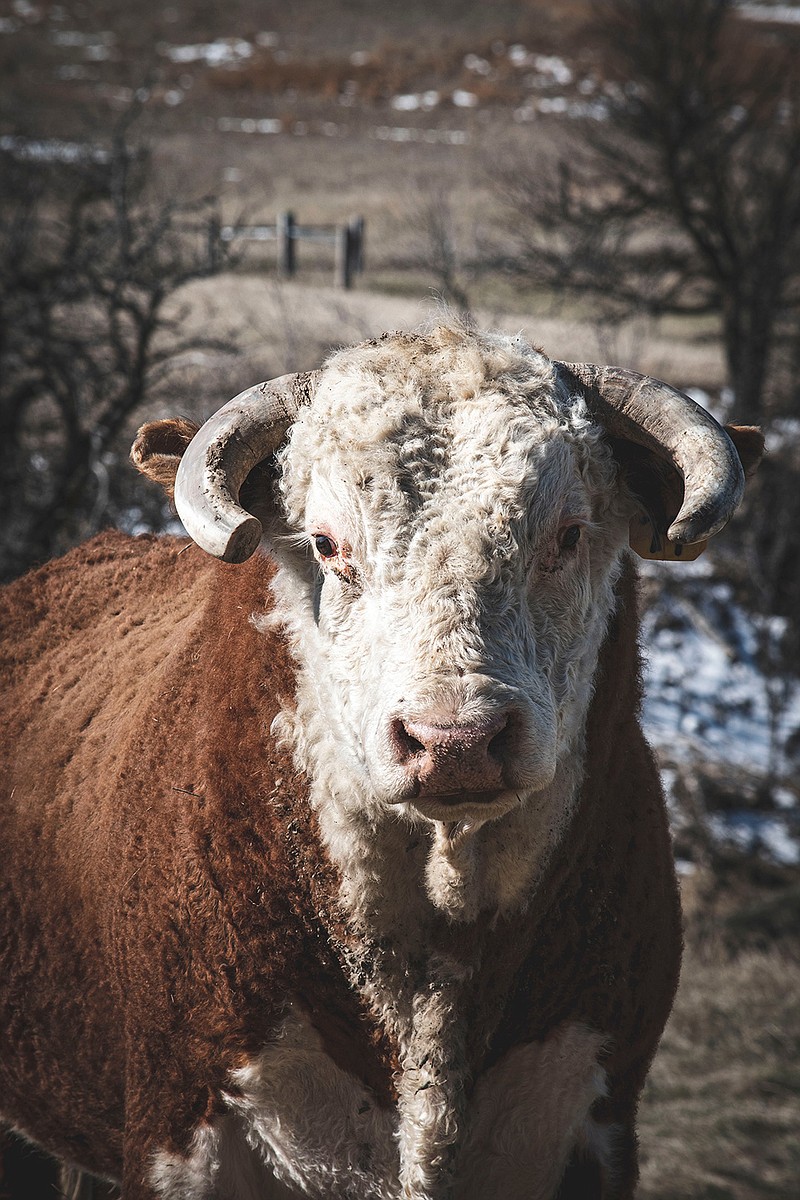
(372, 126, 469, 145)
(508, 44, 532, 68)
(391, 94, 420, 112)
(119, 506, 183, 539)
(708, 812, 800, 865)
(531, 54, 574, 86)
(160, 38, 253, 67)
(218, 117, 282, 135)
(537, 96, 569, 114)
(719, 386, 736, 418)
(765, 417, 800, 453)
(738, 4, 800, 24)
(514, 97, 609, 122)
(463, 53, 491, 75)
(391, 91, 440, 112)
(51, 29, 115, 48)
(0, 134, 109, 163)
(452, 90, 478, 108)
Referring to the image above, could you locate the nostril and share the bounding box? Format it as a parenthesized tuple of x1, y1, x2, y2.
(390, 718, 426, 763)
(487, 717, 512, 764)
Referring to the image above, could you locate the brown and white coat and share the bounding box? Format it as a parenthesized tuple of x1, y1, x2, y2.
(0, 325, 762, 1199)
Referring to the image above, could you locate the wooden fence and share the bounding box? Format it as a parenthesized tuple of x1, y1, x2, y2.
(221, 212, 365, 289)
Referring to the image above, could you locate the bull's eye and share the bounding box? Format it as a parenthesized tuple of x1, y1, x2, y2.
(314, 534, 337, 559)
(559, 524, 582, 551)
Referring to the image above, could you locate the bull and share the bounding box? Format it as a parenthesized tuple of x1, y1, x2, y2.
(0, 324, 762, 1199)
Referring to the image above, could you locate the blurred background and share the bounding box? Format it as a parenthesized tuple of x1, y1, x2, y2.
(1, 2, 798, 1196)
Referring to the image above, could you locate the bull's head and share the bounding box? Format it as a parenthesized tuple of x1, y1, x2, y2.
(133, 327, 761, 838)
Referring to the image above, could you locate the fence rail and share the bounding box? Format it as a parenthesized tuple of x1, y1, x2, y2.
(221, 211, 365, 288)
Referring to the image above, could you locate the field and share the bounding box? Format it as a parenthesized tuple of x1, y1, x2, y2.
(2, 2, 800, 1197)
(638, 947, 800, 1199)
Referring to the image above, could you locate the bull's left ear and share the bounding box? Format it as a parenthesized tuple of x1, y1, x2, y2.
(131, 418, 200, 499)
(725, 424, 765, 479)
(626, 423, 765, 562)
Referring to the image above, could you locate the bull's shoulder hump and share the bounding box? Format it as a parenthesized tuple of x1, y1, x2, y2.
(0, 532, 214, 667)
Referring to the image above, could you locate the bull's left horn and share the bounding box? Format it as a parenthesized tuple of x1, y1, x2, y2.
(556, 363, 745, 545)
(174, 370, 319, 563)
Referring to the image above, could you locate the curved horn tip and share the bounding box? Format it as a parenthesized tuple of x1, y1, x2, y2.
(219, 515, 264, 564)
(667, 511, 730, 547)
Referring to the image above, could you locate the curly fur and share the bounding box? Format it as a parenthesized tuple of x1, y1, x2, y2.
(0, 326, 688, 1200)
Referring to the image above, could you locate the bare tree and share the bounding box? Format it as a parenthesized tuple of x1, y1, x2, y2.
(0, 104, 237, 581)
(503, 0, 800, 422)
(412, 186, 473, 316)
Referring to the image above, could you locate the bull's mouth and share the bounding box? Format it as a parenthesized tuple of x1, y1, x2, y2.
(390, 782, 508, 807)
(403, 787, 520, 823)
(418, 789, 506, 807)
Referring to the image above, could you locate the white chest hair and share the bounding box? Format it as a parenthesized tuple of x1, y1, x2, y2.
(151, 1009, 609, 1200)
(213, 813, 606, 1200)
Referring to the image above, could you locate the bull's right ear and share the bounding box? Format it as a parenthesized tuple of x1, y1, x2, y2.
(130, 418, 200, 499)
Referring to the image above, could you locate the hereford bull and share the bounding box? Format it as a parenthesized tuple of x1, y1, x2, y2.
(0, 324, 762, 1200)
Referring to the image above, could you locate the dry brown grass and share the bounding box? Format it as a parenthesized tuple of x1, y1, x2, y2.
(638, 946, 800, 1199)
(159, 275, 727, 409)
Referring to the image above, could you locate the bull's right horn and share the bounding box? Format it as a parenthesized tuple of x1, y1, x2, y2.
(174, 370, 320, 563)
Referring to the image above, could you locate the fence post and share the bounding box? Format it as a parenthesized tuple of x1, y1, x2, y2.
(335, 222, 353, 289)
(334, 217, 364, 289)
(349, 215, 365, 275)
(277, 211, 295, 277)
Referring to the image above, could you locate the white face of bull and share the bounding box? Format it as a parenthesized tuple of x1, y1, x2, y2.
(270, 329, 630, 852)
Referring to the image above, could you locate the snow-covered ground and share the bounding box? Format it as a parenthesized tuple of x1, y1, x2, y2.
(641, 558, 800, 867)
(642, 564, 799, 776)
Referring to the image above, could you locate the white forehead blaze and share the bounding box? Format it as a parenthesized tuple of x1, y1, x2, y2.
(279, 327, 619, 583)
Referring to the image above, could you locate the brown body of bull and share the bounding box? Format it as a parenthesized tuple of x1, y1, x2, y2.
(0, 528, 680, 1199)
